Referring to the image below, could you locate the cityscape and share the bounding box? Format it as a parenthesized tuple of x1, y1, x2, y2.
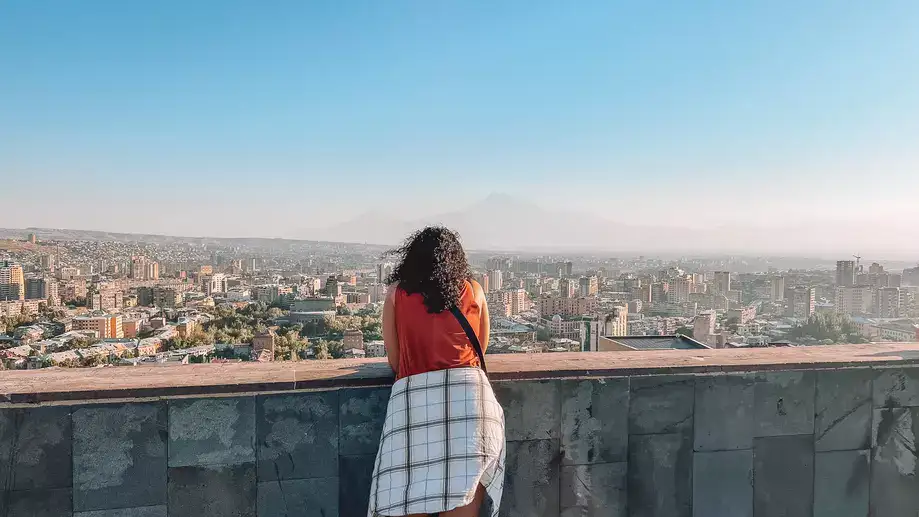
(2, 226, 917, 370)
(4, 2, 919, 515)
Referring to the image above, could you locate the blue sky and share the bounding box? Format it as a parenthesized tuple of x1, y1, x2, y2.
(2, 1, 918, 239)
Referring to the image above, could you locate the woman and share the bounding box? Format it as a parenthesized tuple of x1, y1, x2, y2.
(367, 226, 505, 517)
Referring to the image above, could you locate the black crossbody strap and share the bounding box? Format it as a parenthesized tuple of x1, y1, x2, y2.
(449, 306, 487, 374)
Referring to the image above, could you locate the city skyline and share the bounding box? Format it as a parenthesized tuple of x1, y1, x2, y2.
(3, 1, 919, 241)
(4, 191, 919, 258)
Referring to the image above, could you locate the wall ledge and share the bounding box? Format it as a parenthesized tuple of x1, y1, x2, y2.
(3, 343, 919, 403)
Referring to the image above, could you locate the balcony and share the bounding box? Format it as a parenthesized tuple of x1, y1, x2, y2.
(2, 343, 919, 516)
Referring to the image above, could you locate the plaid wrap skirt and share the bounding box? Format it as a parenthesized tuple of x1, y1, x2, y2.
(367, 367, 506, 516)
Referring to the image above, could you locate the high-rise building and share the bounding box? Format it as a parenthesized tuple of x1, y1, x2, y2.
(651, 282, 669, 304)
(836, 260, 856, 287)
(628, 299, 642, 314)
(537, 296, 598, 318)
(25, 277, 57, 302)
(888, 274, 903, 288)
(558, 278, 576, 298)
(877, 287, 902, 318)
(487, 289, 528, 317)
(475, 272, 489, 294)
(581, 306, 628, 351)
(0, 261, 25, 301)
(202, 273, 228, 295)
(785, 286, 816, 318)
(669, 277, 693, 303)
(869, 263, 884, 275)
(39, 254, 55, 271)
(324, 276, 341, 297)
(712, 271, 731, 295)
(487, 270, 503, 292)
(146, 262, 160, 281)
(377, 263, 394, 284)
(771, 276, 786, 302)
(153, 287, 182, 308)
(835, 286, 873, 316)
(131, 256, 149, 280)
(578, 276, 599, 297)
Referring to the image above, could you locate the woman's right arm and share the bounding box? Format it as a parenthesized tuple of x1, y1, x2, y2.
(382, 284, 400, 375)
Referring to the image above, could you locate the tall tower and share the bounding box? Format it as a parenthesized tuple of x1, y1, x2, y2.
(836, 260, 855, 287)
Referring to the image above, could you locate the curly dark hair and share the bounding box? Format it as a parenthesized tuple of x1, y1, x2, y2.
(386, 226, 472, 313)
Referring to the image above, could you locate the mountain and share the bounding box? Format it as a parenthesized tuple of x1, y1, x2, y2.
(301, 193, 694, 251)
(299, 193, 919, 256)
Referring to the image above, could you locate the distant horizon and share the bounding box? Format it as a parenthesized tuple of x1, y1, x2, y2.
(4, 214, 919, 265)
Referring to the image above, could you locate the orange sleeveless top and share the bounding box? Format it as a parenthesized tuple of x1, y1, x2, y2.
(394, 280, 483, 380)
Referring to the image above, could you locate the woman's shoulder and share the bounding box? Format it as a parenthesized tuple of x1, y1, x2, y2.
(386, 282, 401, 302)
(467, 278, 486, 303)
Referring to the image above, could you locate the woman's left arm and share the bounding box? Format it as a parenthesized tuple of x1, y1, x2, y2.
(382, 284, 400, 374)
(471, 279, 490, 352)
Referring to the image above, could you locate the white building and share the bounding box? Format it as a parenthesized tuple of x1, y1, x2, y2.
(693, 311, 716, 346)
(487, 270, 503, 292)
(771, 276, 785, 301)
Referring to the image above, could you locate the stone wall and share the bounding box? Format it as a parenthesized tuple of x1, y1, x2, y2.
(2, 365, 919, 516)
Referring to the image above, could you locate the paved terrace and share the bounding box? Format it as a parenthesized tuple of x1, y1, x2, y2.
(2, 343, 919, 516)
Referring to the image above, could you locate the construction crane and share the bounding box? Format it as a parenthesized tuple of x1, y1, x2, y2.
(853, 254, 862, 272)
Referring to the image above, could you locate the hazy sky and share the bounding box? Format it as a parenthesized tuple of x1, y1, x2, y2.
(2, 1, 918, 240)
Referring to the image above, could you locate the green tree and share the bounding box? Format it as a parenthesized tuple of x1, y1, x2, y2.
(326, 339, 344, 359)
(314, 341, 332, 360)
(70, 336, 101, 349)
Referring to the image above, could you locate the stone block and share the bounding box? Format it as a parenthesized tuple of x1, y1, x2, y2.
(257, 390, 339, 480)
(493, 380, 560, 442)
(754, 371, 815, 437)
(339, 387, 389, 456)
(814, 450, 869, 517)
(168, 397, 255, 468)
(629, 375, 694, 435)
(560, 378, 628, 465)
(257, 477, 338, 517)
(560, 462, 626, 517)
(815, 369, 872, 452)
(0, 487, 71, 517)
(73, 402, 167, 512)
(339, 454, 375, 517)
(0, 405, 72, 491)
(167, 464, 256, 517)
(873, 368, 919, 408)
(693, 374, 754, 451)
(628, 433, 692, 517)
(692, 450, 752, 517)
(870, 407, 919, 517)
(76, 506, 168, 517)
(500, 439, 560, 517)
(752, 435, 814, 517)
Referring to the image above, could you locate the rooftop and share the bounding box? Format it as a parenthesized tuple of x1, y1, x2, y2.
(603, 334, 710, 350)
